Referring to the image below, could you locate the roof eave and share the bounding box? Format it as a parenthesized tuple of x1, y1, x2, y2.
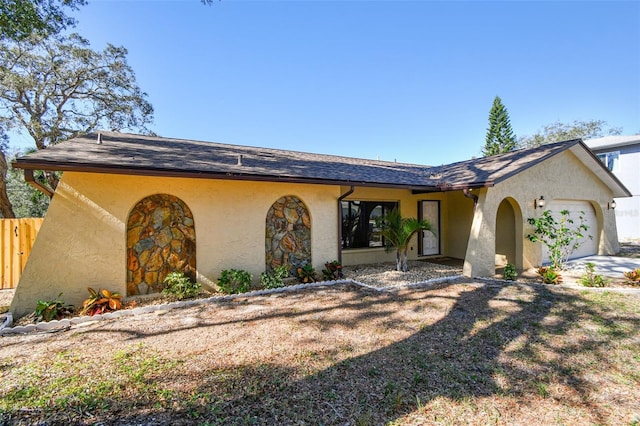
(490, 139, 583, 186)
(12, 159, 445, 192)
(412, 181, 493, 194)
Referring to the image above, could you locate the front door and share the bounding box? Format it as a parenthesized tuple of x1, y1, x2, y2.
(420, 200, 440, 256)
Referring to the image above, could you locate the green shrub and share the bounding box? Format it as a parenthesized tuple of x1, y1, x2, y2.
(503, 263, 517, 281)
(322, 260, 344, 281)
(297, 264, 318, 283)
(526, 209, 590, 270)
(162, 272, 202, 299)
(260, 265, 289, 289)
(537, 266, 563, 285)
(579, 262, 609, 288)
(34, 293, 73, 322)
(218, 269, 253, 294)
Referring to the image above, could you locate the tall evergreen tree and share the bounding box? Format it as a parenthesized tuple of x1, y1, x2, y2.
(482, 96, 517, 156)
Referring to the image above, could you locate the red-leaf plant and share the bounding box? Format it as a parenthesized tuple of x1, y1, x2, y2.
(80, 288, 123, 316)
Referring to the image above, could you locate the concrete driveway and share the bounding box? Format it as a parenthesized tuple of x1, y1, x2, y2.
(564, 255, 640, 278)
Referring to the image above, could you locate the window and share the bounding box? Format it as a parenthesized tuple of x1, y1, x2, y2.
(596, 151, 619, 172)
(341, 201, 398, 249)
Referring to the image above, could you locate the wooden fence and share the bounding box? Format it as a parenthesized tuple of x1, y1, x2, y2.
(1, 218, 44, 289)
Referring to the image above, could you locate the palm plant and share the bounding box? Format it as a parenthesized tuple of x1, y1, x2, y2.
(377, 209, 434, 272)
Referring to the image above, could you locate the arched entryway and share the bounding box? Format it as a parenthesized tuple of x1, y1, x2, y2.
(126, 194, 196, 296)
(265, 195, 311, 275)
(495, 197, 523, 271)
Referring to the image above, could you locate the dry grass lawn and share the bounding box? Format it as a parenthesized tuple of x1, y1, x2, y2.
(1, 278, 639, 425)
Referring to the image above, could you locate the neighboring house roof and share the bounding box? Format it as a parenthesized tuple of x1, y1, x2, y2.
(585, 135, 640, 150)
(13, 131, 631, 197)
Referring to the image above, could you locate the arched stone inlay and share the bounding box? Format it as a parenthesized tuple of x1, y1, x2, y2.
(126, 194, 196, 296)
(265, 196, 311, 274)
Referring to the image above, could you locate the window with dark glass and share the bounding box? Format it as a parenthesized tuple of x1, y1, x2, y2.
(341, 201, 398, 249)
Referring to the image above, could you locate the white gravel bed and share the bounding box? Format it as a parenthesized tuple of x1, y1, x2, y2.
(342, 261, 463, 288)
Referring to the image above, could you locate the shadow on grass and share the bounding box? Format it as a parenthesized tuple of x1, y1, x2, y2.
(3, 281, 639, 425)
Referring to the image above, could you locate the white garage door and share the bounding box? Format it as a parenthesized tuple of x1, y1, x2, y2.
(542, 200, 598, 264)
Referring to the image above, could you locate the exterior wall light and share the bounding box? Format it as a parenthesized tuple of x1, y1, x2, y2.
(534, 196, 545, 209)
(608, 200, 616, 210)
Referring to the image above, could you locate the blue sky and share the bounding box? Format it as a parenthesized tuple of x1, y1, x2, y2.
(12, 0, 640, 165)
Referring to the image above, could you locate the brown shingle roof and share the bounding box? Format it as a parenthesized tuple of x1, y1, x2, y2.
(12, 131, 630, 196)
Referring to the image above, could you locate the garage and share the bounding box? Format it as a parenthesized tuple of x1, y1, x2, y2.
(542, 199, 598, 263)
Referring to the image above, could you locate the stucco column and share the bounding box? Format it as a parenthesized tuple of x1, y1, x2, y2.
(601, 206, 621, 254)
(463, 189, 496, 277)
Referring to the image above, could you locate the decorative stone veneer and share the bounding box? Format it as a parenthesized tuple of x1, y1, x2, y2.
(265, 196, 311, 274)
(126, 194, 196, 296)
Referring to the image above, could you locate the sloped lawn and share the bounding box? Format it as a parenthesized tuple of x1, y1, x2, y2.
(1, 279, 639, 425)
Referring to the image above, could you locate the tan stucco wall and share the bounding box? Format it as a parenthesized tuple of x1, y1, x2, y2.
(11, 173, 341, 317)
(442, 191, 475, 259)
(463, 150, 619, 277)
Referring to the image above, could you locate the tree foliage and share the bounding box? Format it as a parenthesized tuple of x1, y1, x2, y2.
(0, 33, 153, 217)
(0, 0, 217, 42)
(519, 119, 622, 148)
(482, 96, 517, 157)
(5, 149, 50, 217)
(0, 33, 154, 151)
(0, 0, 86, 41)
(0, 129, 14, 217)
(377, 209, 433, 273)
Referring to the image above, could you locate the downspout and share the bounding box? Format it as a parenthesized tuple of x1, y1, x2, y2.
(337, 185, 355, 265)
(23, 169, 54, 198)
(462, 188, 478, 207)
